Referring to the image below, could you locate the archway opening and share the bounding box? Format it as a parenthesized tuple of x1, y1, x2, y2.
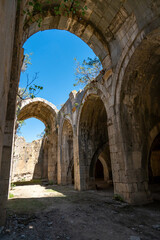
(13, 98, 58, 185)
(12, 118, 45, 183)
(91, 148, 113, 190)
(149, 133, 160, 200)
(12, 25, 104, 195)
(79, 94, 113, 191)
(95, 159, 104, 180)
(72, 165, 74, 185)
(20, 29, 101, 109)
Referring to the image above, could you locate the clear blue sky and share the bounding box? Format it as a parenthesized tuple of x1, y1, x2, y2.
(19, 29, 96, 142)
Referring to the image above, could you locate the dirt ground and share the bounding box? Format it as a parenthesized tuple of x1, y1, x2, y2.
(0, 184, 160, 240)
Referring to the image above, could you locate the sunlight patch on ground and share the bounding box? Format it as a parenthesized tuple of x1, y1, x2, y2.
(9, 185, 66, 199)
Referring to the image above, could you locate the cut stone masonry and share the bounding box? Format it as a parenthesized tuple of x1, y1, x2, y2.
(0, 0, 160, 226)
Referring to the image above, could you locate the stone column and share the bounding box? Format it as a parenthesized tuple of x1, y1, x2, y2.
(57, 126, 62, 185)
(0, 120, 16, 225)
(108, 113, 151, 204)
(0, 0, 18, 226)
(73, 134, 81, 190)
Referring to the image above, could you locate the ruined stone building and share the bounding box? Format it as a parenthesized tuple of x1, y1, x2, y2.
(11, 136, 44, 182)
(0, 0, 160, 226)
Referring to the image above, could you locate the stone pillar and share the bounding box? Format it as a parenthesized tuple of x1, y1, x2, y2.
(57, 126, 62, 185)
(0, 0, 17, 226)
(73, 134, 81, 190)
(0, 120, 15, 225)
(45, 133, 57, 183)
(108, 114, 151, 204)
(42, 143, 48, 180)
(47, 143, 53, 181)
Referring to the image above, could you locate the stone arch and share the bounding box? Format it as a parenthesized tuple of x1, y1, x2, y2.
(76, 84, 110, 126)
(18, 97, 58, 130)
(17, 97, 58, 182)
(60, 118, 74, 185)
(149, 123, 160, 150)
(22, 1, 113, 70)
(115, 27, 160, 203)
(98, 156, 110, 182)
(148, 129, 160, 200)
(114, 20, 160, 107)
(76, 86, 112, 190)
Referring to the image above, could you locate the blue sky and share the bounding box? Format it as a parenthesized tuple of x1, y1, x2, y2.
(19, 29, 96, 142)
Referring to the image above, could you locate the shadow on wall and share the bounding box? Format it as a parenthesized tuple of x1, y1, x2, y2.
(33, 138, 45, 180)
(61, 119, 74, 185)
(89, 143, 113, 190)
(78, 94, 112, 190)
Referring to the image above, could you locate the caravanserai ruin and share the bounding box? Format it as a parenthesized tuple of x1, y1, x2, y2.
(0, 1, 160, 230)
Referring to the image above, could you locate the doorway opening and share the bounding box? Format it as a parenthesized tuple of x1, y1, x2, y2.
(12, 118, 45, 183)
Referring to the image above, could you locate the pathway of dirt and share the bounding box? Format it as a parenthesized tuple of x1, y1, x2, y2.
(0, 184, 160, 240)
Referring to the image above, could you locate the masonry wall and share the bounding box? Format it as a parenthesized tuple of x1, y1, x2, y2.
(11, 136, 43, 182)
(0, 0, 17, 173)
(0, 0, 17, 226)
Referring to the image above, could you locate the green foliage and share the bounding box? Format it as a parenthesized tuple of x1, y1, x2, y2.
(9, 193, 14, 199)
(11, 183, 16, 190)
(113, 194, 124, 202)
(16, 119, 26, 135)
(18, 53, 43, 103)
(74, 57, 102, 87)
(21, 53, 32, 72)
(20, 0, 88, 27)
(19, 53, 43, 102)
(36, 124, 51, 138)
(16, 53, 43, 134)
(36, 130, 45, 139)
(48, 180, 54, 185)
(13, 179, 42, 186)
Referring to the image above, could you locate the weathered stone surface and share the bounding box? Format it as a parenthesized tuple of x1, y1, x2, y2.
(1, 0, 160, 226)
(11, 136, 43, 182)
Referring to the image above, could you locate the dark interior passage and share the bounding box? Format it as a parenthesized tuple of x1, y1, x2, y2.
(95, 159, 104, 180)
(149, 133, 160, 200)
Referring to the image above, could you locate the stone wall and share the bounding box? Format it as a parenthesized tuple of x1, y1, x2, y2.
(0, 0, 16, 172)
(0, 0, 17, 226)
(11, 136, 43, 182)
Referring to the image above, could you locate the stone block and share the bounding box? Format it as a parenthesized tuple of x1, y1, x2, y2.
(132, 151, 142, 169)
(81, 25, 94, 43)
(58, 16, 71, 30)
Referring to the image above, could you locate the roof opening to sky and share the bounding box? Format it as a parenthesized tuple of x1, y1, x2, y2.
(18, 29, 97, 142)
